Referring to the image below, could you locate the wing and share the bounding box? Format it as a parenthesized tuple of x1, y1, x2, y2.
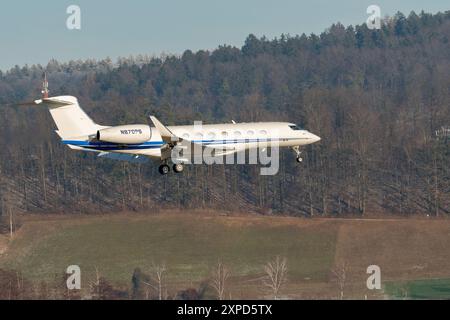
(149, 116, 179, 145)
(97, 152, 149, 164)
(149, 116, 238, 162)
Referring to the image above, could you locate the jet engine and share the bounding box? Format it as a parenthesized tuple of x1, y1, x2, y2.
(96, 125, 151, 144)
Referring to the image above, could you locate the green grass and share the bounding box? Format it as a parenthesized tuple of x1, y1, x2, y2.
(0, 215, 338, 287)
(385, 279, 450, 299)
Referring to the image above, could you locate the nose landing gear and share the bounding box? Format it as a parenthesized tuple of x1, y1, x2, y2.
(292, 146, 303, 163)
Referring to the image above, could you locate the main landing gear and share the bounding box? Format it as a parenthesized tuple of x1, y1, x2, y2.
(158, 164, 170, 175)
(158, 163, 184, 175)
(173, 163, 184, 173)
(292, 146, 303, 163)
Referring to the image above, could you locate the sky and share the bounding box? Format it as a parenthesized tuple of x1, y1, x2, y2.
(0, 0, 448, 71)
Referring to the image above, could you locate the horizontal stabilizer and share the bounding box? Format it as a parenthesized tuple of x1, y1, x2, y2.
(34, 98, 74, 108)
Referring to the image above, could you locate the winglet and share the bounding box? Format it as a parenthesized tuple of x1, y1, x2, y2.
(149, 116, 179, 144)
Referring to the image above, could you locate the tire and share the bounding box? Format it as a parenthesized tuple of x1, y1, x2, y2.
(173, 163, 184, 173)
(158, 164, 170, 175)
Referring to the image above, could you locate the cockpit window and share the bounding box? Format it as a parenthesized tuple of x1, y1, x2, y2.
(289, 124, 302, 131)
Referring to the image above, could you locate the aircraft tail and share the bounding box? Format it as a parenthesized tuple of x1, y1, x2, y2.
(35, 96, 102, 139)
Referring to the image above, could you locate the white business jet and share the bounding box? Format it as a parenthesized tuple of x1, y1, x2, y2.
(30, 75, 321, 175)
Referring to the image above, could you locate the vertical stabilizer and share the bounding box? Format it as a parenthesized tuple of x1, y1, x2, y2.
(46, 96, 101, 139)
(34, 74, 103, 139)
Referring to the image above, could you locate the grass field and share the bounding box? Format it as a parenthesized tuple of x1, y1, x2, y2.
(1, 213, 450, 299)
(385, 279, 450, 299)
(0, 213, 339, 298)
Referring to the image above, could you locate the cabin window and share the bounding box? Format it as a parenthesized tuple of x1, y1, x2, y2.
(182, 133, 190, 139)
(207, 132, 216, 140)
(247, 130, 255, 136)
(260, 130, 268, 135)
(221, 131, 229, 137)
(234, 131, 242, 138)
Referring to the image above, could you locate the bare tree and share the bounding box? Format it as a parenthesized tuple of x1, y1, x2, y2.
(262, 256, 288, 299)
(9, 207, 13, 240)
(88, 266, 123, 300)
(89, 266, 101, 299)
(143, 263, 167, 300)
(211, 260, 230, 300)
(331, 261, 348, 300)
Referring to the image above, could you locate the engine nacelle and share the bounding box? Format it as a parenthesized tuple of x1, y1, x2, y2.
(96, 125, 151, 144)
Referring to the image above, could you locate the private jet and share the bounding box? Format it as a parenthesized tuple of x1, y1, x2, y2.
(27, 75, 321, 175)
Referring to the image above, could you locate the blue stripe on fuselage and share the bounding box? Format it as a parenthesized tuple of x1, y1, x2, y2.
(62, 140, 163, 151)
(62, 137, 303, 151)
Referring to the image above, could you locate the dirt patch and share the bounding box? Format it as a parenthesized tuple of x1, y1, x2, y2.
(333, 219, 450, 296)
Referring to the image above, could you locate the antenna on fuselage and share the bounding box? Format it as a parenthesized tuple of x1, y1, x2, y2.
(41, 72, 49, 99)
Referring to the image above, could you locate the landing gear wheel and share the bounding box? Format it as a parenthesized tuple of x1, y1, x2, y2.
(173, 163, 184, 173)
(292, 146, 303, 163)
(158, 164, 170, 175)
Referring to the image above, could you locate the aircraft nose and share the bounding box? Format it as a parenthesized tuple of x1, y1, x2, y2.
(311, 134, 321, 143)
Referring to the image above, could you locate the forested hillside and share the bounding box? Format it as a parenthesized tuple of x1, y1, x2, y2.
(0, 11, 449, 217)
